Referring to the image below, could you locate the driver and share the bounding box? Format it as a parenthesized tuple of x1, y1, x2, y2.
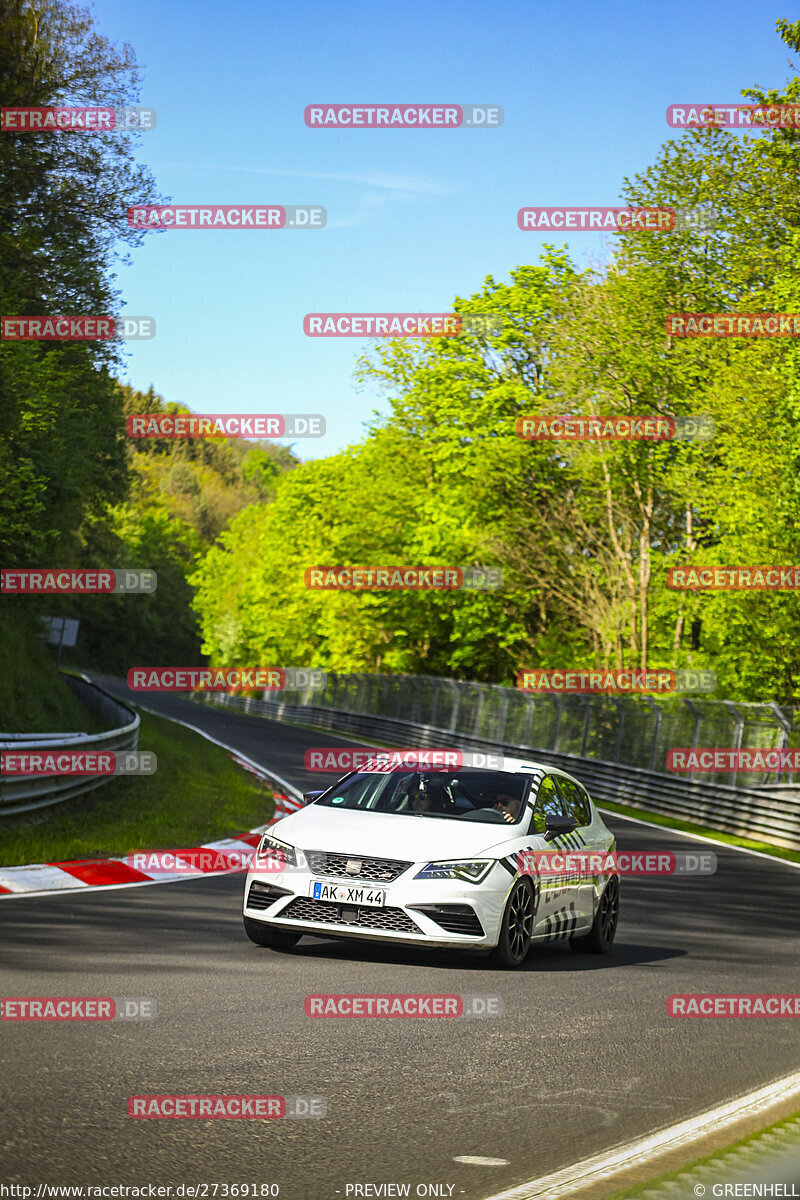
(407, 778, 431, 813)
(494, 793, 520, 823)
(410, 788, 431, 813)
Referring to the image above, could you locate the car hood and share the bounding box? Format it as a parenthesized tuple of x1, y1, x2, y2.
(270, 805, 514, 862)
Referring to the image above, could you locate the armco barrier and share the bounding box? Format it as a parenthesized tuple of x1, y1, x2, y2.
(201, 679, 800, 851)
(0, 674, 139, 817)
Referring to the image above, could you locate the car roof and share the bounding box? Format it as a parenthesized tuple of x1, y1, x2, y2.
(351, 754, 579, 781)
(493, 756, 579, 781)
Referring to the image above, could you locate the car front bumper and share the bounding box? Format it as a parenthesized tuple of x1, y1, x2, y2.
(242, 858, 514, 949)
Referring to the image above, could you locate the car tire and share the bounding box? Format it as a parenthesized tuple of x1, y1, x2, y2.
(569, 875, 619, 954)
(243, 915, 301, 949)
(490, 878, 535, 969)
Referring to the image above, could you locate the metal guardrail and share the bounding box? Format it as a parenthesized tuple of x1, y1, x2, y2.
(0, 674, 139, 817)
(201, 672, 800, 851)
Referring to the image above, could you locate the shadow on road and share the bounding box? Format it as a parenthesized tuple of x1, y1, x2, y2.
(259, 933, 685, 973)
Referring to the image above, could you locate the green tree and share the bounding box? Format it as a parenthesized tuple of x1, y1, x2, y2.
(0, 0, 161, 566)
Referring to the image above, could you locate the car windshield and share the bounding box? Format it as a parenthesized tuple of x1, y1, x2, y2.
(314, 770, 529, 823)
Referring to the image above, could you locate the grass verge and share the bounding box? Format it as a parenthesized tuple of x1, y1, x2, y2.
(609, 1106, 800, 1199)
(0, 708, 274, 867)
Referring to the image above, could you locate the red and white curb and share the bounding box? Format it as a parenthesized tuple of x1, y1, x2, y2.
(0, 752, 303, 898)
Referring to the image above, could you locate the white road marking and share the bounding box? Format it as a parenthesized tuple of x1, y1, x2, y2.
(480, 1068, 800, 1200)
(454, 1157, 510, 1166)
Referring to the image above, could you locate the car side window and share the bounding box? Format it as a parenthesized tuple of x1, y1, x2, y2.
(558, 778, 592, 827)
(530, 774, 566, 834)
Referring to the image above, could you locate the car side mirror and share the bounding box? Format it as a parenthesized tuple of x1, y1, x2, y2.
(303, 789, 326, 804)
(544, 813, 579, 841)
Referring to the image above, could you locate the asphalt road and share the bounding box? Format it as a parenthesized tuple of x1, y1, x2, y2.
(2, 679, 800, 1199)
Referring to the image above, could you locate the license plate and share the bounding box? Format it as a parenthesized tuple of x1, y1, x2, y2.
(310, 880, 386, 907)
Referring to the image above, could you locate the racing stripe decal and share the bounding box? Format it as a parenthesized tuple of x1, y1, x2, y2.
(541, 902, 579, 942)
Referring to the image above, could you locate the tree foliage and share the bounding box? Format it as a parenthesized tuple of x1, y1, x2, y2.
(191, 21, 800, 701)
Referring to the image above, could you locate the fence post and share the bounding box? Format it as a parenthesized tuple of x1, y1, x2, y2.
(580, 697, 591, 758)
(769, 702, 792, 782)
(409, 678, 421, 725)
(449, 684, 461, 732)
(723, 700, 744, 789)
(522, 695, 534, 748)
(390, 677, 402, 719)
(645, 696, 662, 772)
(551, 694, 563, 752)
(496, 686, 510, 744)
(472, 685, 485, 737)
(429, 679, 439, 728)
(613, 701, 626, 763)
(441, 686, 460, 729)
(681, 698, 701, 782)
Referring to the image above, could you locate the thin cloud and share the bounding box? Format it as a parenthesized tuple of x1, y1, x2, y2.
(176, 162, 453, 197)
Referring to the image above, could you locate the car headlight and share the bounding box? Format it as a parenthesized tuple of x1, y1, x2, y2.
(255, 833, 297, 868)
(415, 860, 494, 883)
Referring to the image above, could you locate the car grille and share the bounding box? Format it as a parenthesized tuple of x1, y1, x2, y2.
(282, 897, 421, 933)
(410, 904, 485, 937)
(246, 880, 293, 911)
(305, 850, 412, 883)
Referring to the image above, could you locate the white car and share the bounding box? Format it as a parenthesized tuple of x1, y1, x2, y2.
(242, 758, 619, 968)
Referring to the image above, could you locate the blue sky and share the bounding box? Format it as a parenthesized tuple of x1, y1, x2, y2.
(93, 0, 791, 459)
